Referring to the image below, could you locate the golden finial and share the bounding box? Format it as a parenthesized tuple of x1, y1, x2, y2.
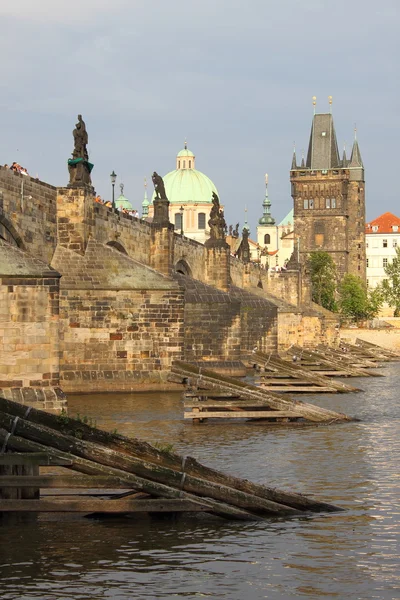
(328, 95, 333, 113)
(312, 96, 317, 114)
(144, 177, 147, 188)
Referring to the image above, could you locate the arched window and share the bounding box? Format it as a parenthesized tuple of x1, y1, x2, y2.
(178, 160, 180, 169)
(264, 233, 271, 244)
(183, 160, 186, 169)
(174, 213, 182, 231)
(189, 160, 192, 168)
(198, 213, 206, 229)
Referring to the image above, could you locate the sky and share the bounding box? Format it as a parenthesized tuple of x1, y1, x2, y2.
(0, 0, 398, 234)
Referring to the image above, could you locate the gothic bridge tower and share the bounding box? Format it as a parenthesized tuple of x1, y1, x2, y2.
(290, 100, 365, 282)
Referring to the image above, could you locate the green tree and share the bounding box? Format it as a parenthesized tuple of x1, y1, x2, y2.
(338, 274, 376, 321)
(308, 251, 337, 311)
(366, 286, 384, 319)
(381, 247, 400, 316)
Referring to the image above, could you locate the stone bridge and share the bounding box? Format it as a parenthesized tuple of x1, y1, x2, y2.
(0, 166, 338, 409)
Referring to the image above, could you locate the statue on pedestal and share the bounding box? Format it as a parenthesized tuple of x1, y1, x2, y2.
(205, 192, 228, 248)
(151, 171, 170, 225)
(68, 114, 94, 190)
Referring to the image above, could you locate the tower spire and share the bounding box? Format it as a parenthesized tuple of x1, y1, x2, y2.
(291, 143, 297, 169)
(349, 125, 363, 167)
(243, 205, 250, 233)
(258, 173, 275, 225)
(142, 176, 149, 217)
(301, 149, 305, 168)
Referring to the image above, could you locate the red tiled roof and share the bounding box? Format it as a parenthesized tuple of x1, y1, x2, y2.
(365, 212, 400, 234)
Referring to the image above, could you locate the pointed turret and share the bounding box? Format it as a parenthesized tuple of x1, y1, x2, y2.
(342, 146, 347, 167)
(243, 206, 250, 233)
(291, 149, 297, 170)
(306, 113, 340, 169)
(258, 174, 275, 225)
(349, 138, 363, 168)
(301, 150, 305, 168)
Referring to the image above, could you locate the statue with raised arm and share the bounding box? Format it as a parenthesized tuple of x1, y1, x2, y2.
(152, 171, 168, 200)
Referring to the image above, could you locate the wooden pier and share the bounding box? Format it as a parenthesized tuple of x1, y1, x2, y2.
(0, 397, 343, 520)
(170, 361, 354, 425)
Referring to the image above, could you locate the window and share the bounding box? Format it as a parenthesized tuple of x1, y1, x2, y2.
(366, 258, 369, 267)
(331, 198, 336, 208)
(383, 258, 388, 268)
(189, 160, 192, 169)
(372, 225, 378, 232)
(393, 239, 398, 248)
(264, 233, 271, 244)
(314, 222, 324, 247)
(178, 161, 180, 169)
(303, 199, 309, 209)
(174, 213, 182, 231)
(393, 225, 398, 232)
(383, 239, 388, 248)
(309, 199, 314, 209)
(198, 213, 206, 229)
(325, 198, 331, 209)
(366, 241, 369, 248)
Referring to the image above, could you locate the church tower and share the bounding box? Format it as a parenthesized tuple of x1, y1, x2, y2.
(290, 98, 366, 281)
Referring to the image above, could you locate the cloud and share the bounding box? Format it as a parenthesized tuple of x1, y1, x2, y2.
(0, 0, 399, 230)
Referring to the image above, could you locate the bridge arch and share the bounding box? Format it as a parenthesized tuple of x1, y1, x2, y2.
(174, 259, 192, 277)
(0, 214, 24, 248)
(106, 241, 128, 255)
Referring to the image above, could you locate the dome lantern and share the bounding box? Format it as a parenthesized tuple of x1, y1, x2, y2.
(176, 141, 196, 170)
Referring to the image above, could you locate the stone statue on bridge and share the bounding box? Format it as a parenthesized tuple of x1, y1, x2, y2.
(151, 172, 170, 225)
(72, 115, 89, 161)
(68, 114, 94, 191)
(152, 172, 168, 200)
(205, 192, 228, 248)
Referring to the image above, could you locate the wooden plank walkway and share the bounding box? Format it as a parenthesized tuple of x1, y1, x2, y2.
(172, 361, 353, 425)
(249, 352, 362, 392)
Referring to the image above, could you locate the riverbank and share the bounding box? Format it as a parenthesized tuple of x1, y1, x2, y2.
(340, 324, 400, 351)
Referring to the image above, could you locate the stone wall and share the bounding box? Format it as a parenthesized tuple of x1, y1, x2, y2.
(52, 240, 184, 392)
(0, 241, 65, 410)
(228, 287, 278, 354)
(0, 166, 57, 264)
(176, 275, 242, 361)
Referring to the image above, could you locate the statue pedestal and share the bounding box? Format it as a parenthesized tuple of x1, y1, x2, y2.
(204, 242, 230, 292)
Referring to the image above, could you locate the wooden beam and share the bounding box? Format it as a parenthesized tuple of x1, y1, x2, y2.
(0, 498, 209, 513)
(184, 411, 301, 419)
(0, 453, 72, 466)
(0, 475, 137, 488)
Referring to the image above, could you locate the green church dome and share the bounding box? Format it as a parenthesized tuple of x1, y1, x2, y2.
(115, 184, 132, 210)
(151, 144, 218, 205)
(160, 168, 218, 204)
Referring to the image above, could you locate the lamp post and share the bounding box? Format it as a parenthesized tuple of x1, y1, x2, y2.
(179, 205, 184, 236)
(110, 170, 117, 209)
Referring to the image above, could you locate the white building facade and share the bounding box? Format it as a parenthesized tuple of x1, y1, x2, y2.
(366, 212, 400, 289)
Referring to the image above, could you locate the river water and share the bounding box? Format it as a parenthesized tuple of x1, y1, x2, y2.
(0, 364, 399, 600)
